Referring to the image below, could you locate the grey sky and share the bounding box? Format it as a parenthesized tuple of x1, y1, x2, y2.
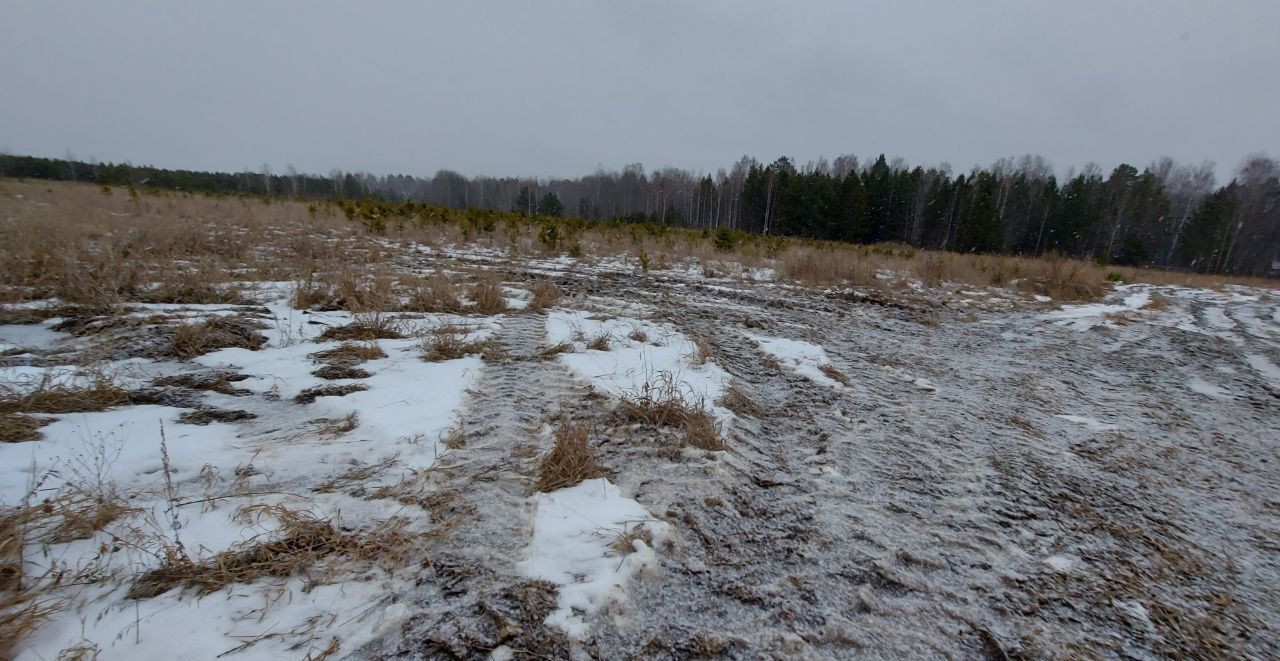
(3, 1, 1276, 180)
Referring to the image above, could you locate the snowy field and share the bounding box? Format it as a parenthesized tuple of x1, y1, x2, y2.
(2, 242, 1279, 660)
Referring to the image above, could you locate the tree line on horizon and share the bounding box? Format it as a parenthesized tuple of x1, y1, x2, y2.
(2, 151, 1277, 276)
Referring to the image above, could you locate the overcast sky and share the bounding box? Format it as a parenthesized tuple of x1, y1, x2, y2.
(3, 1, 1276, 180)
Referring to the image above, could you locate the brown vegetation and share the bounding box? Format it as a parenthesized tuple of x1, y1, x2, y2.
(127, 505, 413, 600)
(616, 373, 725, 450)
(536, 418, 606, 492)
(308, 342, 386, 365)
(527, 279, 563, 312)
(170, 316, 267, 359)
(318, 315, 404, 342)
(468, 278, 509, 315)
(295, 383, 369, 404)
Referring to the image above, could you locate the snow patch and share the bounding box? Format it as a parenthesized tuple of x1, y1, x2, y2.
(519, 479, 669, 639)
(744, 332, 845, 389)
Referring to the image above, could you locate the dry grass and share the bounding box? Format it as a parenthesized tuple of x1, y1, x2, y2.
(468, 278, 509, 315)
(818, 363, 851, 386)
(538, 341, 574, 359)
(605, 524, 654, 556)
(170, 316, 267, 359)
(1144, 294, 1171, 311)
(422, 332, 491, 362)
(0, 372, 128, 440)
(689, 336, 714, 365)
(0, 180, 369, 308)
(402, 275, 465, 313)
(177, 408, 255, 425)
(152, 372, 250, 396)
(779, 247, 881, 288)
(295, 383, 369, 404)
(133, 273, 251, 306)
(318, 315, 404, 342)
(616, 372, 725, 450)
(527, 279, 564, 312)
(1, 487, 140, 657)
(315, 412, 360, 439)
(311, 364, 372, 380)
(0, 414, 50, 443)
(718, 382, 764, 417)
(126, 504, 413, 600)
(308, 342, 386, 366)
(535, 418, 606, 492)
(585, 333, 611, 351)
(291, 268, 399, 312)
(627, 328, 649, 343)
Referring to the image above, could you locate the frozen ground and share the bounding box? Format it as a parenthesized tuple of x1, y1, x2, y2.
(2, 248, 1278, 660)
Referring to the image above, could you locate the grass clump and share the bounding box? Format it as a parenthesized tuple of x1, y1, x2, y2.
(616, 372, 725, 450)
(606, 524, 654, 556)
(177, 409, 256, 425)
(422, 332, 491, 362)
(1144, 294, 1171, 311)
(126, 505, 412, 600)
(718, 382, 764, 417)
(0, 372, 129, 442)
(295, 383, 369, 404)
(585, 333, 611, 351)
(468, 278, 509, 315)
(818, 363, 851, 386)
(170, 316, 267, 359)
(318, 315, 404, 342)
(152, 372, 250, 396)
(403, 275, 465, 313)
(527, 279, 563, 312)
(536, 418, 606, 492)
(308, 342, 386, 366)
(537, 341, 574, 360)
(311, 364, 372, 380)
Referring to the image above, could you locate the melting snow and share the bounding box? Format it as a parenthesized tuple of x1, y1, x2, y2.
(519, 479, 669, 639)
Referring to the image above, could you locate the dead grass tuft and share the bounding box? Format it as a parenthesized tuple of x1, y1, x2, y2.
(1144, 294, 1171, 311)
(403, 275, 465, 313)
(689, 336, 714, 365)
(527, 279, 563, 312)
(627, 328, 649, 343)
(818, 363, 851, 386)
(295, 383, 369, 404)
(617, 373, 725, 450)
(170, 316, 267, 359)
(318, 315, 404, 342)
(718, 382, 764, 417)
(606, 524, 654, 556)
(538, 341, 574, 359)
(0, 373, 127, 422)
(177, 409, 256, 425)
(422, 332, 491, 362)
(152, 372, 250, 396)
(126, 505, 413, 600)
(311, 364, 372, 380)
(315, 412, 360, 439)
(585, 333, 611, 351)
(0, 414, 51, 442)
(536, 418, 606, 492)
(468, 278, 509, 315)
(308, 342, 386, 366)
(133, 278, 250, 306)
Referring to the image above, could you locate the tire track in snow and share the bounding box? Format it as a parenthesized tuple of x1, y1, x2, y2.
(359, 311, 607, 659)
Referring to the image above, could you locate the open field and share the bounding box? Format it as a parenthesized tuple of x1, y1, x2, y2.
(1, 180, 1278, 659)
